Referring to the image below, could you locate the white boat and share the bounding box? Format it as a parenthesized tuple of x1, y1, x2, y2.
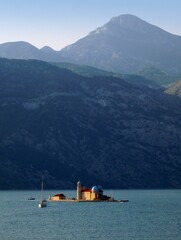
(38, 176, 47, 208)
(38, 199, 47, 208)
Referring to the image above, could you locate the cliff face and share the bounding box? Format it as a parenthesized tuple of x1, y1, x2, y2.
(0, 58, 181, 189)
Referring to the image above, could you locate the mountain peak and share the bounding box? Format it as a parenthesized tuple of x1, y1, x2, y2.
(41, 46, 56, 53)
(0, 41, 43, 60)
(0, 41, 38, 49)
(0, 15, 181, 75)
(110, 14, 142, 24)
(89, 14, 154, 36)
(105, 14, 161, 34)
(60, 14, 181, 74)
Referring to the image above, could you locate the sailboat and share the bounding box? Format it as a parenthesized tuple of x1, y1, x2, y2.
(38, 176, 47, 208)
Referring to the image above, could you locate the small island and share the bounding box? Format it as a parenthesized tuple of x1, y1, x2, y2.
(49, 181, 129, 203)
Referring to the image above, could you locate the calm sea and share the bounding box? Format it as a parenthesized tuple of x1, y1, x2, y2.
(0, 189, 180, 240)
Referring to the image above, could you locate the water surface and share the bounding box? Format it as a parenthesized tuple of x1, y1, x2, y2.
(0, 189, 180, 240)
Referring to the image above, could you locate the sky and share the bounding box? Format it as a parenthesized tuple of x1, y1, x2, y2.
(0, 0, 181, 50)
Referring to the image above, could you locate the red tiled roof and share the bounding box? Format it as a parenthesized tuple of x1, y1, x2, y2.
(81, 188, 92, 192)
(53, 193, 65, 197)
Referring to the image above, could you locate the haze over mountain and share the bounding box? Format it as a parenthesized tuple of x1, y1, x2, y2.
(0, 14, 181, 79)
(0, 41, 60, 61)
(0, 58, 181, 189)
(59, 14, 181, 74)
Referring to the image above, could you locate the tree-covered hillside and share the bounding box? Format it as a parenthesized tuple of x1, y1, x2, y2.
(0, 58, 181, 189)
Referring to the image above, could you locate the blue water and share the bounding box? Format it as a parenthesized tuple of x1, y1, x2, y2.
(0, 189, 180, 240)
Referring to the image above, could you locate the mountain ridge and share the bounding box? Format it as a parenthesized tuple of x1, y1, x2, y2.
(59, 14, 181, 74)
(0, 14, 181, 82)
(0, 58, 181, 189)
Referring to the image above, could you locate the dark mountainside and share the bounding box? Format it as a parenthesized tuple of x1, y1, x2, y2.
(51, 62, 160, 88)
(0, 58, 181, 189)
(0, 15, 181, 85)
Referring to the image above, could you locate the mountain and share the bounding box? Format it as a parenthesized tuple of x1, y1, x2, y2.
(41, 46, 56, 53)
(0, 14, 181, 85)
(0, 41, 44, 59)
(59, 14, 181, 74)
(0, 41, 60, 61)
(138, 67, 181, 86)
(52, 62, 160, 88)
(0, 57, 181, 189)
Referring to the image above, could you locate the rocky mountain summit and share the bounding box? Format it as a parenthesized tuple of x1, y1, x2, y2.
(59, 14, 181, 74)
(0, 58, 181, 189)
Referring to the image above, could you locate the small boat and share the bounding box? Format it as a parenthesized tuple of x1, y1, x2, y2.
(28, 197, 35, 200)
(38, 199, 47, 208)
(38, 176, 47, 208)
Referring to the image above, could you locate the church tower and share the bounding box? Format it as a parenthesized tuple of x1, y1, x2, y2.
(77, 181, 82, 200)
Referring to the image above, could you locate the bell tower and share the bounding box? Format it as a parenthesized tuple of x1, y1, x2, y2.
(77, 181, 82, 200)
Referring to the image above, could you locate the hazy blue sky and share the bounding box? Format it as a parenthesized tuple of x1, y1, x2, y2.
(0, 0, 180, 50)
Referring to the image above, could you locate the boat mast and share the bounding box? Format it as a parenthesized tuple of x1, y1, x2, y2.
(40, 175, 44, 201)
